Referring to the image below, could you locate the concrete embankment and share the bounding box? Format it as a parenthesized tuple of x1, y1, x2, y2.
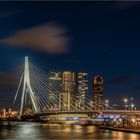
(99, 126, 140, 134)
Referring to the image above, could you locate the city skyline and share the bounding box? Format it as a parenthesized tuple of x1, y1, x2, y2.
(0, 2, 140, 139)
(0, 1, 140, 108)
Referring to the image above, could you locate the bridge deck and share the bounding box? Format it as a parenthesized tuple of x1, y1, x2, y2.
(28, 110, 140, 117)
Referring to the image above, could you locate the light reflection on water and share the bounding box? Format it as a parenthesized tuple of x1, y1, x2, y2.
(0, 122, 140, 139)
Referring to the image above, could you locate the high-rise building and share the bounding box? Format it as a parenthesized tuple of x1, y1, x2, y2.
(93, 75, 104, 108)
(62, 71, 76, 92)
(48, 71, 62, 110)
(48, 70, 88, 111)
(62, 71, 88, 110)
(62, 71, 76, 110)
(76, 72, 88, 109)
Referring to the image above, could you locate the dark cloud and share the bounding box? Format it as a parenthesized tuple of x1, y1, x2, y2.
(106, 75, 137, 84)
(0, 72, 20, 91)
(0, 22, 70, 54)
(0, 11, 18, 18)
(67, 59, 82, 65)
(114, 1, 136, 12)
(132, 85, 140, 92)
(0, 68, 23, 107)
(0, 98, 13, 102)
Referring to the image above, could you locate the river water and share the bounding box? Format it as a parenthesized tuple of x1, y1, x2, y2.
(0, 122, 140, 139)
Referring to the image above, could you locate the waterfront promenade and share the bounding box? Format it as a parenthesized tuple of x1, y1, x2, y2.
(100, 126, 140, 134)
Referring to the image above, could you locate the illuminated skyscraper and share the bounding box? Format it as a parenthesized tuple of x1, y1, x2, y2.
(48, 71, 88, 111)
(62, 72, 88, 110)
(49, 71, 76, 111)
(62, 71, 75, 93)
(76, 72, 88, 109)
(93, 75, 104, 108)
(48, 71, 62, 110)
(62, 71, 76, 110)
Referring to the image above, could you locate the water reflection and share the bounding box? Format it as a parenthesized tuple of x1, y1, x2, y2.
(15, 123, 43, 139)
(0, 122, 140, 139)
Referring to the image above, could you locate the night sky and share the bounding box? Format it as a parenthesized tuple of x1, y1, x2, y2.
(0, 1, 140, 108)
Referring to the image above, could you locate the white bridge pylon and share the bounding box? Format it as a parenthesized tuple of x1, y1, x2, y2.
(14, 56, 39, 116)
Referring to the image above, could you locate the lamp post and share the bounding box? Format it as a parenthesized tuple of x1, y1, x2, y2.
(130, 97, 134, 111)
(123, 98, 128, 110)
(131, 104, 134, 111)
(105, 99, 109, 110)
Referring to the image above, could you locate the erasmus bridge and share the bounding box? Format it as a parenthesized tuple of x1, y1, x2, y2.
(13, 56, 140, 121)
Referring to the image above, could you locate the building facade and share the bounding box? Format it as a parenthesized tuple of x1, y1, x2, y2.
(61, 71, 76, 111)
(93, 75, 104, 109)
(48, 71, 62, 110)
(76, 72, 88, 110)
(48, 71, 88, 111)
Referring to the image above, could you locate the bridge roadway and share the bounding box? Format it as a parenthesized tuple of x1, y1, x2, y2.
(34, 110, 140, 116)
(22, 110, 140, 119)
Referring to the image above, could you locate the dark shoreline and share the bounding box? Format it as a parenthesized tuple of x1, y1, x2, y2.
(100, 126, 140, 134)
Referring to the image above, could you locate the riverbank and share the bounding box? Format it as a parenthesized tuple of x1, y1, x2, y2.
(100, 126, 140, 134)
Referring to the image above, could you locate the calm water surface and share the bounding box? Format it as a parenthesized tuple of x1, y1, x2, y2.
(0, 122, 140, 139)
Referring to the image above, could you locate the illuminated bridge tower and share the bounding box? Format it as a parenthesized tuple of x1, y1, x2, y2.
(14, 56, 39, 116)
(93, 75, 104, 109)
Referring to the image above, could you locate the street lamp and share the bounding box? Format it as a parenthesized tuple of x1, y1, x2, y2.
(123, 98, 128, 110)
(130, 97, 135, 111)
(105, 99, 109, 110)
(132, 118, 135, 123)
(131, 104, 134, 111)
